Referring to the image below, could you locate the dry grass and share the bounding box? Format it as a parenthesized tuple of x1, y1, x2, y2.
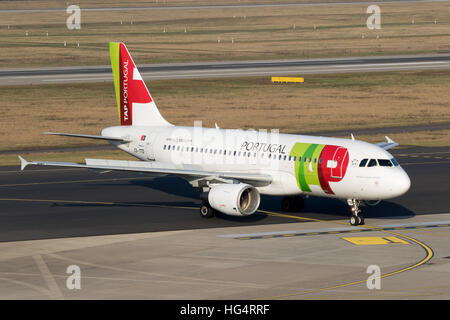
(0, 70, 449, 151)
(0, 1, 449, 67)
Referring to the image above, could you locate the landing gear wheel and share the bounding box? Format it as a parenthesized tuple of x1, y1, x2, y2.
(348, 199, 365, 226)
(293, 197, 304, 212)
(358, 216, 365, 225)
(350, 214, 364, 226)
(200, 203, 215, 218)
(282, 197, 294, 212)
(282, 196, 304, 212)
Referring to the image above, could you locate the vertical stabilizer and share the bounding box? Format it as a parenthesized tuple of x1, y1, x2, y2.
(109, 42, 171, 127)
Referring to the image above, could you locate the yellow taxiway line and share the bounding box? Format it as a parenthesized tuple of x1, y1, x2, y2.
(255, 210, 434, 299)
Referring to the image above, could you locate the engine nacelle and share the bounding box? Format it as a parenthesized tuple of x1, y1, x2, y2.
(208, 183, 260, 216)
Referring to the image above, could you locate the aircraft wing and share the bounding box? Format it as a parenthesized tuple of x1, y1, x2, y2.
(45, 132, 130, 143)
(375, 136, 399, 150)
(18, 156, 272, 187)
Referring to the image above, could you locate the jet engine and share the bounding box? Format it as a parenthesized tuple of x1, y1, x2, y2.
(208, 183, 260, 216)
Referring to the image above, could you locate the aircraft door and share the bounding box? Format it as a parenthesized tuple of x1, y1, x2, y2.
(145, 133, 157, 161)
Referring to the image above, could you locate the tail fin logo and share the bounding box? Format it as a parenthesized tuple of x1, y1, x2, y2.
(122, 60, 129, 122)
(111, 42, 153, 125)
(109, 42, 172, 127)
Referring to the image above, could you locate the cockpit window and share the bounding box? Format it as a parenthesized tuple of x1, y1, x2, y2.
(359, 159, 368, 167)
(378, 159, 393, 167)
(367, 159, 377, 167)
(391, 158, 399, 166)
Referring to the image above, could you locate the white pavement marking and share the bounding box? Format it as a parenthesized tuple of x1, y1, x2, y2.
(33, 255, 64, 300)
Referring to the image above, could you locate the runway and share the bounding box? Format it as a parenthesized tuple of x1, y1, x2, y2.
(2, 54, 450, 85)
(0, 146, 449, 299)
(0, 146, 449, 243)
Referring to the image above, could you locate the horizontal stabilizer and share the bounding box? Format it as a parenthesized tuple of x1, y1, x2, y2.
(18, 155, 29, 171)
(45, 132, 130, 142)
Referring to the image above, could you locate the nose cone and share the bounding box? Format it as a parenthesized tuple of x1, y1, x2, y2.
(391, 169, 411, 197)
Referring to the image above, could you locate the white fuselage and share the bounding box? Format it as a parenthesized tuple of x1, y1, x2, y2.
(102, 125, 411, 201)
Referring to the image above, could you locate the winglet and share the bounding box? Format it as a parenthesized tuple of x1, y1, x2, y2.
(375, 136, 399, 150)
(18, 155, 29, 171)
(351, 133, 355, 141)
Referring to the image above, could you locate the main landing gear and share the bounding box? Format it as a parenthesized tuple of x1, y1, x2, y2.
(200, 202, 215, 218)
(281, 196, 304, 212)
(347, 199, 365, 226)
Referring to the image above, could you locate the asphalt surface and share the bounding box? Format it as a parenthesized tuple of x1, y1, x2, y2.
(2, 54, 450, 85)
(0, 146, 448, 243)
(1, 0, 448, 12)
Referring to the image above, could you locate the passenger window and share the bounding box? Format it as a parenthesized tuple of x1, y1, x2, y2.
(378, 159, 393, 167)
(367, 159, 377, 167)
(359, 159, 368, 167)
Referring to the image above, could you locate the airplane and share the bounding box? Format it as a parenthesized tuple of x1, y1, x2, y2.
(19, 42, 411, 226)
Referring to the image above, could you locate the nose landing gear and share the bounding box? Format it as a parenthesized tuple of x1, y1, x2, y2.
(347, 199, 364, 226)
